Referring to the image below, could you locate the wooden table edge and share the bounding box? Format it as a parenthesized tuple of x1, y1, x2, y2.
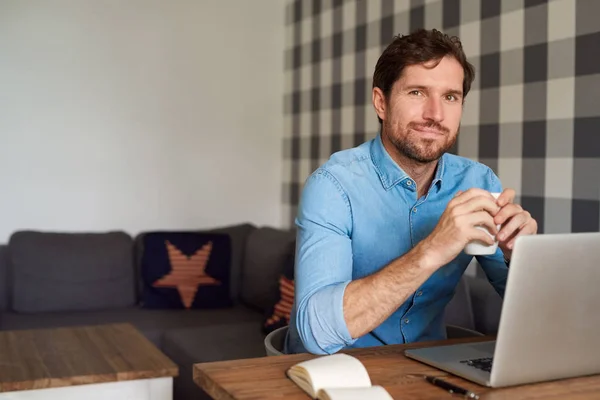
(0, 367, 180, 393)
(0, 323, 180, 393)
(193, 368, 237, 400)
(192, 336, 496, 399)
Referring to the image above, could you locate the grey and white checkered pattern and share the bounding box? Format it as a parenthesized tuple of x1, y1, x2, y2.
(283, 0, 600, 234)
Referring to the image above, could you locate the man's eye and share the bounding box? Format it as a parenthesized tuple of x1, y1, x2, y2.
(446, 94, 457, 101)
(409, 90, 422, 96)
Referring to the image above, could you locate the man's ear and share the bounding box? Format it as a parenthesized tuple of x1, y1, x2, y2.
(372, 87, 387, 122)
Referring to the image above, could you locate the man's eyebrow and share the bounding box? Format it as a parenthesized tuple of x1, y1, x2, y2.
(446, 89, 464, 97)
(402, 85, 429, 91)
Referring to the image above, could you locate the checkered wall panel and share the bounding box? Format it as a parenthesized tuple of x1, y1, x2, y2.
(283, 0, 600, 234)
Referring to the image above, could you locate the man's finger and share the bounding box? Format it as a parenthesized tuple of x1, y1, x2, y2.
(454, 196, 501, 217)
(494, 203, 522, 226)
(497, 212, 531, 242)
(466, 211, 499, 236)
(451, 188, 497, 206)
(506, 220, 538, 249)
(496, 188, 516, 207)
(471, 228, 496, 246)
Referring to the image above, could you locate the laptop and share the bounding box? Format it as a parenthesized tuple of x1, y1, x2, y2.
(404, 232, 600, 388)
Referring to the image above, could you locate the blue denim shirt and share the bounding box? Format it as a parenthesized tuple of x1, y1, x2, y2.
(284, 133, 508, 355)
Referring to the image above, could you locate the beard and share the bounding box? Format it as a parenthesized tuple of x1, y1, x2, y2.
(384, 119, 458, 164)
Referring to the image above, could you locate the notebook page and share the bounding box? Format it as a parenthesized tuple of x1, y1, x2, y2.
(293, 354, 371, 393)
(318, 386, 394, 400)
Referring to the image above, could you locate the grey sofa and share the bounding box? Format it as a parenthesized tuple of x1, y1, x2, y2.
(0, 223, 503, 400)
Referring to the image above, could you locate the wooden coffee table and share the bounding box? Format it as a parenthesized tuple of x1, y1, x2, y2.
(0, 323, 178, 400)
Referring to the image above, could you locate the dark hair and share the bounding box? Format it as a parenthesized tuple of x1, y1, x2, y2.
(372, 28, 475, 125)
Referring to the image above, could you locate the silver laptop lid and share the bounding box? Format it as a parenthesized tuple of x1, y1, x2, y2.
(491, 232, 600, 387)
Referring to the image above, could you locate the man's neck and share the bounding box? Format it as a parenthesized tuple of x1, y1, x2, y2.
(397, 154, 438, 198)
(382, 137, 439, 198)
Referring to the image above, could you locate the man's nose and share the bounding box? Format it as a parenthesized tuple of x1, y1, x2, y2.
(423, 97, 444, 122)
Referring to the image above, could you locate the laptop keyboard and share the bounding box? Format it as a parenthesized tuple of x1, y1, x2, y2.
(460, 357, 494, 373)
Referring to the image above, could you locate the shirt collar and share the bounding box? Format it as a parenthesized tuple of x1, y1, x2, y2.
(431, 153, 445, 192)
(370, 132, 446, 192)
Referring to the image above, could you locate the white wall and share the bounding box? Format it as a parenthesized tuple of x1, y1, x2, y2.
(0, 0, 285, 242)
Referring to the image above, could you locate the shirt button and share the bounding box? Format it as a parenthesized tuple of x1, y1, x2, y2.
(417, 291, 423, 296)
(413, 208, 417, 213)
(404, 319, 410, 324)
(406, 180, 412, 186)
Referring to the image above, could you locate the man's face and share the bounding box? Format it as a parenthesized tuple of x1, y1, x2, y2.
(376, 55, 464, 164)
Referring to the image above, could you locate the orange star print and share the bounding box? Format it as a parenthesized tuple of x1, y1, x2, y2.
(152, 240, 221, 308)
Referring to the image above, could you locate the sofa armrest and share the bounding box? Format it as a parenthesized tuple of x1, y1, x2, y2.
(0, 245, 9, 311)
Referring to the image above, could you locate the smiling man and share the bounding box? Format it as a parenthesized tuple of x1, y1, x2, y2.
(284, 29, 538, 355)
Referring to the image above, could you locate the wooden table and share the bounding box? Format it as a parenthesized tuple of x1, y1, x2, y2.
(0, 323, 178, 400)
(193, 336, 600, 399)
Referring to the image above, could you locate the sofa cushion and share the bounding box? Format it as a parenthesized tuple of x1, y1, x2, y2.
(0, 245, 8, 311)
(240, 227, 295, 311)
(140, 232, 232, 309)
(135, 223, 256, 304)
(163, 323, 266, 364)
(9, 231, 136, 313)
(0, 304, 263, 348)
(162, 323, 266, 400)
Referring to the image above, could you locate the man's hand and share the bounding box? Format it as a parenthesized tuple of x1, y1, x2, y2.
(418, 188, 501, 270)
(494, 189, 538, 260)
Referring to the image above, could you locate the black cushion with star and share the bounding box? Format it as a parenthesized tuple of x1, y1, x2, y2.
(140, 232, 232, 309)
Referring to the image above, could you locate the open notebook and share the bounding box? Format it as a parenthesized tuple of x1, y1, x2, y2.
(286, 353, 393, 400)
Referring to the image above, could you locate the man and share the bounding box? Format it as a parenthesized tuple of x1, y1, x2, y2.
(284, 29, 537, 355)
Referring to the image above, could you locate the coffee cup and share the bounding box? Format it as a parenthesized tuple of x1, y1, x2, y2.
(464, 192, 501, 256)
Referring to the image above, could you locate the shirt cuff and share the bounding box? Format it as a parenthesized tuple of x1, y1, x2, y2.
(306, 280, 357, 354)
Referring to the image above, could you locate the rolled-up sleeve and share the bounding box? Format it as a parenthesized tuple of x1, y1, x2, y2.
(293, 169, 357, 354)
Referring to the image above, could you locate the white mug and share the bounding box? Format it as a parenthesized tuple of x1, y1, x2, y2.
(464, 192, 501, 256)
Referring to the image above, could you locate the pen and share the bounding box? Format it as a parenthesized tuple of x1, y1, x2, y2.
(423, 375, 479, 399)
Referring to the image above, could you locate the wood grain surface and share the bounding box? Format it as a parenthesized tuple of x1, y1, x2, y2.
(193, 336, 600, 400)
(0, 323, 178, 392)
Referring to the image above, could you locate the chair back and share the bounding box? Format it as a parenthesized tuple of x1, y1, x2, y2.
(263, 324, 480, 356)
(264, 326, 288, 356)
(443, 274, 476, 330)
